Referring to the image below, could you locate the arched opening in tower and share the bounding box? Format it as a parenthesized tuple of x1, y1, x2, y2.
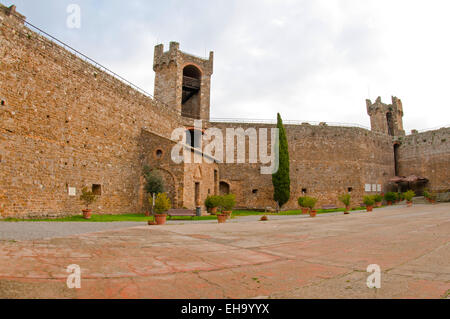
(394, 143, 400, 176)
(219, 182, 230, 195)
(182, 65, 201, 119)
(386, 112, 395, 136)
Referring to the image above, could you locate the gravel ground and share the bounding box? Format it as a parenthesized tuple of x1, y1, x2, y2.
(0, 222, 143, 241)
(0, 209, 376, 241)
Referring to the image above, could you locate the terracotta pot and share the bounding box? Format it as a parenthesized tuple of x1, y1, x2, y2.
(148, 220, 157, 226)
(155, 214, 167, 225)
(145, 211, 151, 217)
(309, 210, 317, 218)
(376, 202, 382, 207)
(387, 201, 393, 206)
(431, 200, 436, 205)
(217, 214, 227, 224)
(223, 211, 232, 219)
(82, 209, 92, 220)
(260, 215, 268, 221)
(211, 207, 218, 215)
(301, 208, 309, 215)
(366, 206, 373, 212)
(407, 201, 412, 207)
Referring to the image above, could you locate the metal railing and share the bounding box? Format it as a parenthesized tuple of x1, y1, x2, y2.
(9, 11, 159, 102)
(210, 118, 371, 130)
(410, 124, 450, 134)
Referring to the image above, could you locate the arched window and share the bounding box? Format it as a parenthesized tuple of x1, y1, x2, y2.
(386, 112, 395, 136)
(182, 65, 201, 119)
(186, 128, 203, 149)
(219, 182, 230, 195)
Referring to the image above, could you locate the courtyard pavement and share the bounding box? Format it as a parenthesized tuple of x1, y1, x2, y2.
(0, 204, 449, 299)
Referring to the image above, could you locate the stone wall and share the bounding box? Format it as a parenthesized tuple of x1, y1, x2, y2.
(398, 127, 450, 193)
(212, 122, 394, 210)
(0, 6, 182, 217)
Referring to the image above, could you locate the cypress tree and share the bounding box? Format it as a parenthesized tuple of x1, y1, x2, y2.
(272, 113, 291, 210)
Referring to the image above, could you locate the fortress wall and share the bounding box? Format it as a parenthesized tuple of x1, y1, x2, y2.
(398, 128, 450, 192)
(0, 7, 182, 217)
(212, 122, 395, 210)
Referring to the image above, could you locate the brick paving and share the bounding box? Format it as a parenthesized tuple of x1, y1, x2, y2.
(0, 204, 449, 299)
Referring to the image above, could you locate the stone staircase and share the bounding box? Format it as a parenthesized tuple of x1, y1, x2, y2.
(412, 196, 429, 204)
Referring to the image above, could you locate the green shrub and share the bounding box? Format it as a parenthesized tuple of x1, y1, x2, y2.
(79, 187, 97, 209)
(384, 192, 397, 202)
(373, 194, 383, 203)
(301, 196, 318, 209)
(272, 113, 291, 209)
(397, 192, 405, 201)
(220, 194, 236, 211)
(403, 190, 416, 202)
(154, 193, 171, 214)
(338, 194, 351, 206)
(363, 195, 375, 207)
(205, 195, 221, 209)
(143, 166, 165, 195)
(298, 196, 306, 208)
(423, 190, 431, 199)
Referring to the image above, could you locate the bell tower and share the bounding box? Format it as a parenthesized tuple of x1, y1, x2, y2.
(153, 42, 213, 120)
(366, 96, 405, 137)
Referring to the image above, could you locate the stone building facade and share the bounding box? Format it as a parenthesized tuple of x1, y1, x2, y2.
(0, 5, 449, 217)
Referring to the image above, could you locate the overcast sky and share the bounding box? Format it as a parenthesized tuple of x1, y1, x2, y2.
(3, 0, 450, 132)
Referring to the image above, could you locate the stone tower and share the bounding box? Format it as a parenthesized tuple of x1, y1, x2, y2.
(366, 96, 405, 136)
(153, 42, 214, 120)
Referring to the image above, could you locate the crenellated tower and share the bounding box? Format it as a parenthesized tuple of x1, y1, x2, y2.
(153, 42, 213, 120)
(366, 96, 405, 136)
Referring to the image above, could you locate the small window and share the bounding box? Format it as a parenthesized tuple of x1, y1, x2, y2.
(156, 149, 163, 159)
(92, 184, 102, 196)
(252, 189, 258, 194)
(348, 187, 353, 193)
(302, 188, 308, 194)
(1, 100, 4, 106)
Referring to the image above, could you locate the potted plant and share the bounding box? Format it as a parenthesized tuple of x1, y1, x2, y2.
(205, 195, 221, 215)
(153, 193, 171, 225)
(373, 194, 383, 207)
(217, 213, 227, 224)
(302, 197, 318, 217)
(397, 192, 405, 203)
(423, 190, 437, 204)
(220, 194, 236, 219)
(297, 197, 309, 214)
(79, 187, 98, 219)
(363, 195, 375, 212)
(384, 192, 396, 206)
(403, 190, 415, 207)
(338, 193, 351, 214)
(429, 192, 437, 204)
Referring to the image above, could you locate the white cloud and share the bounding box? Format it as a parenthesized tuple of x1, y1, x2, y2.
(4, 0, 450, 132)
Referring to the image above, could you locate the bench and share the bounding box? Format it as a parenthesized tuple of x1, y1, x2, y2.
(167, 209, 196, 219)
(322, 205, 338, 210)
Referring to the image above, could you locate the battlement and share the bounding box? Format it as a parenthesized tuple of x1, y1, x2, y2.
(0, 4, 26, 24)
(366, 96, 405, 136)
(153, 41, 214, 75)
(366, 96, 403, 115)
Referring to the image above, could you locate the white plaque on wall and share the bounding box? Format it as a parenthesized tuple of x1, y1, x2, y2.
(68, 187, 76, 197)
(365, 184, 372, 192)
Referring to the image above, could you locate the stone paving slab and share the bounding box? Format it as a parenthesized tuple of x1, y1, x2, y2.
(0, 204, 449, 299)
